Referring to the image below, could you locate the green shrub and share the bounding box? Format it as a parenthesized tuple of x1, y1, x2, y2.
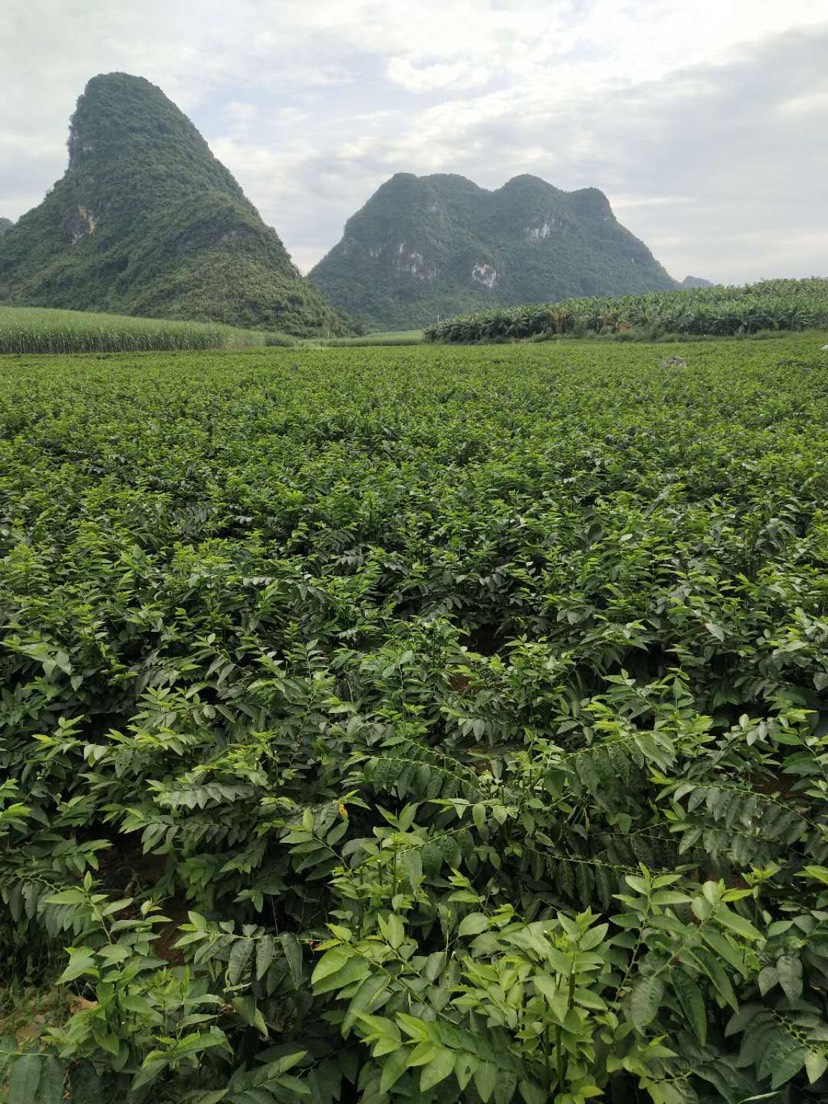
(425, 277, 828, 343)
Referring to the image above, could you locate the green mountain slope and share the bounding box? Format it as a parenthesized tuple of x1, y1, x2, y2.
(0, 74, 350, 335)
(309, 172, 678, 329)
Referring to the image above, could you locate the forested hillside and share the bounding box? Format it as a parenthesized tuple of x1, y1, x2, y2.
(0, 74, 351, 336)
(310, 173, 677, 328)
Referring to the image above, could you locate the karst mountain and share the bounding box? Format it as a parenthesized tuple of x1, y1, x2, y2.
(309, 172, 679, 329)
(0, 74, 350, 335)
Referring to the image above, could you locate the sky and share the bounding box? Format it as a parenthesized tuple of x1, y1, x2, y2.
(2, 0, 826, 282)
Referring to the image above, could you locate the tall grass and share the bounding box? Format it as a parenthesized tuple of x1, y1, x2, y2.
(0, 306, 275, 354)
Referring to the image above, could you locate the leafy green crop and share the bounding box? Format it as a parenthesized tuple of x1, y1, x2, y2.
(425, 278, 828, 343)
(1, 335, 828, 1103)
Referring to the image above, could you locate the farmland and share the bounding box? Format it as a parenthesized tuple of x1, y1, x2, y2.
(317, 330, 424, 347)
(425, 278, 828, 343)
(0, 306, 272, 355)
(1, 335, 828, 1103)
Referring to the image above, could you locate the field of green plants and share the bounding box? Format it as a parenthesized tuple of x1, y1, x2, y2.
(0, 307, 272, 354)
(318, 331, 423, 348)
(2, 335, 828, 1104)
(424, 278, 828, 343)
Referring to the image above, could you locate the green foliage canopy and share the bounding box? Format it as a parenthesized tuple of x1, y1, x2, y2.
(425, 277, 828, 342)
(1, 336, 828, 1102)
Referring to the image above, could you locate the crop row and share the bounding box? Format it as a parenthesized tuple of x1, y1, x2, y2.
(424, 277, 828, 342)
(0, 305, 271, 354)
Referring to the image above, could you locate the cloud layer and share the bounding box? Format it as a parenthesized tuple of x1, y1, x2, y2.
(2, 0, 826, 282)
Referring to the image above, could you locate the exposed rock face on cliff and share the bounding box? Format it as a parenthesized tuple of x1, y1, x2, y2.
(309, 172, 677, 329)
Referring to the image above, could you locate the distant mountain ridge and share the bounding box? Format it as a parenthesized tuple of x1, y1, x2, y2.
(309, 172, 679, 329)
(0, 219, 13, 237)
(0, 74, 350, 335)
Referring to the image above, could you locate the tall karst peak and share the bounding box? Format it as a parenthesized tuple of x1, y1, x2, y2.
(310, 172, 676, 329)
(0, 72, 351, 335)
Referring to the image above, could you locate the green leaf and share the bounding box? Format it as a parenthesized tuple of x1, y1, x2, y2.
(704, 620, 725, 641)
(273, 1051, 307, 1075)
(579, 923, 609, 950)
(342, 973, 389, 1033)
(805, 1051, 828, 1085)
(120, 992, 153, 1015)
(651, 890, 691, 907)
(533, 975, 568, 1023)
(458, 912, 489, 936)
(232, 996, 268, 1038)
(228, 938, 253, 985)
(358, 1014, 401, 1057)
(474, 1061, 499, 1103)
(311, 956, 369, 995)
(519, 1080, 547, 1104)
(672, 970, 707, 1045)
(420, 1049, 455, 1091)
(131, 1059, 167, 1092)
(691, 895, 713, 922)
(455, 1054, 477, 1092)
(281, 933, 304, 987)
(770, 1045, 808, 1089)
(630, 976, 664, 1032)
(59, 949, 98, 983)
(311, 948, 350, 986)
(406, 1042, 439, 1067)
(255, 936, 276, 981)
(715, 907, 763, 942)
(493, 1068, 518, 1104)
(625, 875, 650, 895)
(380, 913, 404, 949)
(776, 955, 803, 1002)
(35, 1057, 65, 1104)
(8, 1055, 42, 1104)
(724, 1002, 762, 1037)
(572, 987, 607, 1011)
(799, 865, 828, 886)
(379, 1047, 409, 1094)
(701, 927, 746, 974)
(694, 947, 739, 1010)
(758, 965, 778, 996)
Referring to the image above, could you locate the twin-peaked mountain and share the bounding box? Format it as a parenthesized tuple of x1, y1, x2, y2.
(309, 173, 678, 329)
(0, 74, 350, 335)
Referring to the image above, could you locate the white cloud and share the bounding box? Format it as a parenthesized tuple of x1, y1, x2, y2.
(386, 57, 492, 93)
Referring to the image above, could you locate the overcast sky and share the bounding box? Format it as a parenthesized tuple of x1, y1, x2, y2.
(2, 0, 826, 282)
